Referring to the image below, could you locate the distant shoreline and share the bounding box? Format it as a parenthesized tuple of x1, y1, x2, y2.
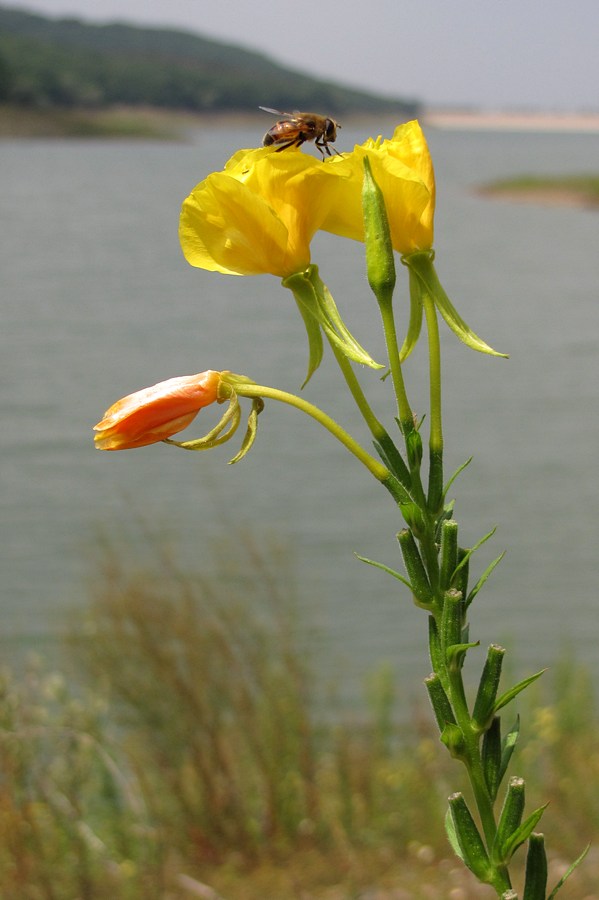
(3, 103, 599, 140)
(423, 109, 599, 133)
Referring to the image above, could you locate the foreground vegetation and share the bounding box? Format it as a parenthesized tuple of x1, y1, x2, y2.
(0, 537, 597, 898)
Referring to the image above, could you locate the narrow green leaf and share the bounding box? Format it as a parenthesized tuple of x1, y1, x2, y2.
(454, 527, 498, 577)
(466, 552, 506, 608)
(354, 553, 413, 592)
(498, 717, 520, 787)
(501, 804, 548, 863)
(547, 843, 590, 899)
(443, 456, 473, 499)
(446, 641, 480, 669)
(494, 670, 547, 714)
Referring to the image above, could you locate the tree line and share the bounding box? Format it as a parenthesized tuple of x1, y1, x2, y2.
(0, 6, 419, 115)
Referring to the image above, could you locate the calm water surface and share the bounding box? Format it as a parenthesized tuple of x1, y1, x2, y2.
(2, 123, 599, 708)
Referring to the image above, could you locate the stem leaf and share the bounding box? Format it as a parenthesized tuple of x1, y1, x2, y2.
(499, 803, 548, 863)
(547, 843, 590, 899)
(494, 670, 547, 715)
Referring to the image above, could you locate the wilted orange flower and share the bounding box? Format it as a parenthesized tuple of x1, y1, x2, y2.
(94, 371, 221, 450)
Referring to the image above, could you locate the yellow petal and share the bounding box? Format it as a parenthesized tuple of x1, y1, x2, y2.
(321, 120, 436, 255)
(180, 172, 292, 276)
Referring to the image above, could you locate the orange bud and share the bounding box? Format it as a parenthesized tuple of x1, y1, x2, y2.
(94, 371, 221, 450)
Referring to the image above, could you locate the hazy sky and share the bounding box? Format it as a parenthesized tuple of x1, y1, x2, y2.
(5, 0, 599, 110)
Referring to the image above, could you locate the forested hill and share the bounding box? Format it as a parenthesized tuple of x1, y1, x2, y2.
(0, 5, 419, 115)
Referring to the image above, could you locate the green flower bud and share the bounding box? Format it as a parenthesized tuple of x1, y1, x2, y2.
(362, 157, 396, 307)
(523, 833, 548, 900)
(448, 793, 494, 883)
(473, 644, 506, 732)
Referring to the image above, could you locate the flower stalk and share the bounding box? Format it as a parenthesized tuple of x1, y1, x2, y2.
(94, 116, 587, 898)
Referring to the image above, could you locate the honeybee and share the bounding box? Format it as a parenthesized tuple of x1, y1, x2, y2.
(260, 107, 341, 157)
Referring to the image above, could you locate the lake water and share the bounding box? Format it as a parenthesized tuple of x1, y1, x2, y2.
(2, 121, 598, 710)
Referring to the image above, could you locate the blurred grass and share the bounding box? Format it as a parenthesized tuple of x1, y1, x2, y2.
(478, 174, 599, 206)
(0, 102, 186, 138)
(0, 532, 597, 898)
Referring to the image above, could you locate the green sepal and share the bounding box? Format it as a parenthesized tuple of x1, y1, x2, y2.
(472, 644, 506, 732)
(494, 669, 547, 715)
(292, 291, 323, 386)
(523, 833, 548, 900)
(283, 264, 383, 383)
(447, 793, 494, 883)
(228, 397, 264, 464)
(362, 156, 396, 307)
(397, 529, 434, 606)
(165, 390, 241, 451)
(547, 842, 590, 899)
(400, 262, 424, 361)
(425, 673, 456, 733)
(493, 777, 526, 864)
(402, 250, 509, 358)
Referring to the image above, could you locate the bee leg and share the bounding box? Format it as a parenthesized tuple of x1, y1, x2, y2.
(274, 137, 305, 152)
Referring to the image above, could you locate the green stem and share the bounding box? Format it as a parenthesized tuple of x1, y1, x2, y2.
(328, 339, 388, 442)
(422, 293, 443, 455)
(422, 292, 444, 512)
(377, 299, 414, 436)
(431, 601, 510, 893)
(231, 381, 391, 485)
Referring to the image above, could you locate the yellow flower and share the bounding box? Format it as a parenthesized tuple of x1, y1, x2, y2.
(322, 120, 435, 255)
(93, 371, 221, 450)
(179, 147, 347, 278)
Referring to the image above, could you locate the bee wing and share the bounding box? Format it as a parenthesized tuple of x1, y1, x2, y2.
(259, 106, 302, 121)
